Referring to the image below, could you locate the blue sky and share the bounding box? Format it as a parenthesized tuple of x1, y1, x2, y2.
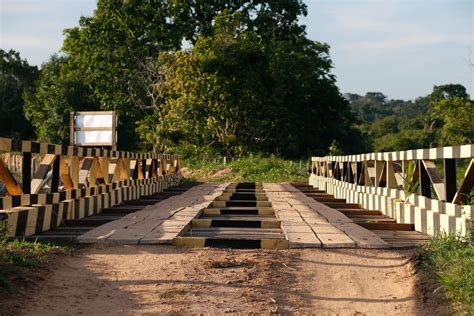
(1, 0, 472, 100)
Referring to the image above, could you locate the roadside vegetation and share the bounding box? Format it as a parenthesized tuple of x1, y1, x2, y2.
(182, 155, 308, 183)
(419, 233, 474, 314)
(0, 221, 66, 292)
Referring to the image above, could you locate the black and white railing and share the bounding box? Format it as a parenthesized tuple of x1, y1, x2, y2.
(0, 137, 181, 237)
(309, 145, 473, 237)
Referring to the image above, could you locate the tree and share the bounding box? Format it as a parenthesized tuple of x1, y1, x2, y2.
(346, 83, 473, 152)
(140, 11, 356, 158)
(24, 55, 97, 144)
(61, 0, 309, 150)
(433, 96, 473, 146)
(0, 49, 38, 138)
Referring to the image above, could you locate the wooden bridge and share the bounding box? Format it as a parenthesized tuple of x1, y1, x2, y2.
(0, 137, 472, 249)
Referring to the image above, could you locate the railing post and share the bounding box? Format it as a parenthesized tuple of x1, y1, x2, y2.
(50, 155, 60, 193)
(418, 160, 431, 198)
(444, 158, 456, 202)
(347, 162, 354, 183)
(355, 162, 362, 184)
(22, 152, 31, 194)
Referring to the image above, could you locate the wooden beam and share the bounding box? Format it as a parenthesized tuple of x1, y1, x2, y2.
(421, 160, 446, 201)
(50, 155, 60, 193)
(31, 154, 56, 194)
(444, 158, 457, 203)
(130, 159, 138, 179)
(453, 158, 474, 204)
(355, 162, 362, 185)
(99, 157, 110, 184)
(122, 158, 130, 180)
(22, 152, 31, 194)
(70, 156, 80, 189)
(375, 161, 385, 187)
(377, 162, 387, 187)
(94, 158, 106, 185)
(0, 159, 23, 196)
(386, 162, 398, 188)
(78, 158, 94, 187)
(139, 159, 145, 180)
(418, 160, 431, 198)
(59, 157, 74, 190)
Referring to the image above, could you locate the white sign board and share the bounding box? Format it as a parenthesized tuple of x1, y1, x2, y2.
(71, 111, 117, 149)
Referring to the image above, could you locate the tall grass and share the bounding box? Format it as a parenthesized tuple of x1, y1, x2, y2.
(420, 233, 474, 314)
(183, 155, 308, 183)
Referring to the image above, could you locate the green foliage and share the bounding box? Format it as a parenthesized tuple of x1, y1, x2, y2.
(138, 10, 356, 158)
(433, 97, 474, 146)
(40, 0, 307, 150)
(0, 220, 8, 245)
(184, 155, 307, 183)
(328, 140, 344, 155)
(24, 55, 97, 144)
(61, 0, 185, 149)
(420, 233, 474, 314)
(401, 161, 419, 198)
(349, 84, 473, 152)
(460, 189, 474, 206)
(0, 49, 38, 139)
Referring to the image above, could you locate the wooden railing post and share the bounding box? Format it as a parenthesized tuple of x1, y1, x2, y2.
(50, 155, 60, 193)
(418, 160, 431, 198)
(444, 158, 456, 202)
(22, 152, 31, 194)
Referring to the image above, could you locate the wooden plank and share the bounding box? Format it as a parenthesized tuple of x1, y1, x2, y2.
(78, 183, 224, 243)
(334, 223, 389, 248)
(286, 232, 321, 248)
(281, 223, 314, 234)
(316, 233, 356, 248)
(305, 200, 352, 223)
(358, 222, 415, 231)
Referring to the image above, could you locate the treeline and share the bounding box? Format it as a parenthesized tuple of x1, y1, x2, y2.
(1, 0, 472, 158)
(347, 85, 473, 153)
(1, 0, 356, 158)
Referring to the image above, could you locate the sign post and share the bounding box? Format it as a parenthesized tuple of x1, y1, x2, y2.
(70, 111, 117, 150)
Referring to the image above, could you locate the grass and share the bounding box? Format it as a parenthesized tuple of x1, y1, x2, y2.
(0, 221, 67, 293)
(182, 155, 308, 183)
(419, 233, 474, 314)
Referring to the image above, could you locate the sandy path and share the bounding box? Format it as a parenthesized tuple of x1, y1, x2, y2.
(2, 245, 444, 315)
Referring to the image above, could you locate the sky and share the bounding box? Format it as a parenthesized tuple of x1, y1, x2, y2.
(1, 0, 472, 100)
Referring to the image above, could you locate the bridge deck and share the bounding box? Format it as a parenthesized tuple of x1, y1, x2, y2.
(26, 182, 430, 248)
(290, 183, 431, 248)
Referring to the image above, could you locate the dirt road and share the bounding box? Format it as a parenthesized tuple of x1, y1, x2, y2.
(2, 245, 445, 315)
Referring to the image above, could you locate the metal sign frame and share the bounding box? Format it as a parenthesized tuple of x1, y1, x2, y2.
(70, 111, 117, 150)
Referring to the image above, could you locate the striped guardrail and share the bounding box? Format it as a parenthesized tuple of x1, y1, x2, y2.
(309, 144, 473, 237)
(0, 137, 181, 237)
